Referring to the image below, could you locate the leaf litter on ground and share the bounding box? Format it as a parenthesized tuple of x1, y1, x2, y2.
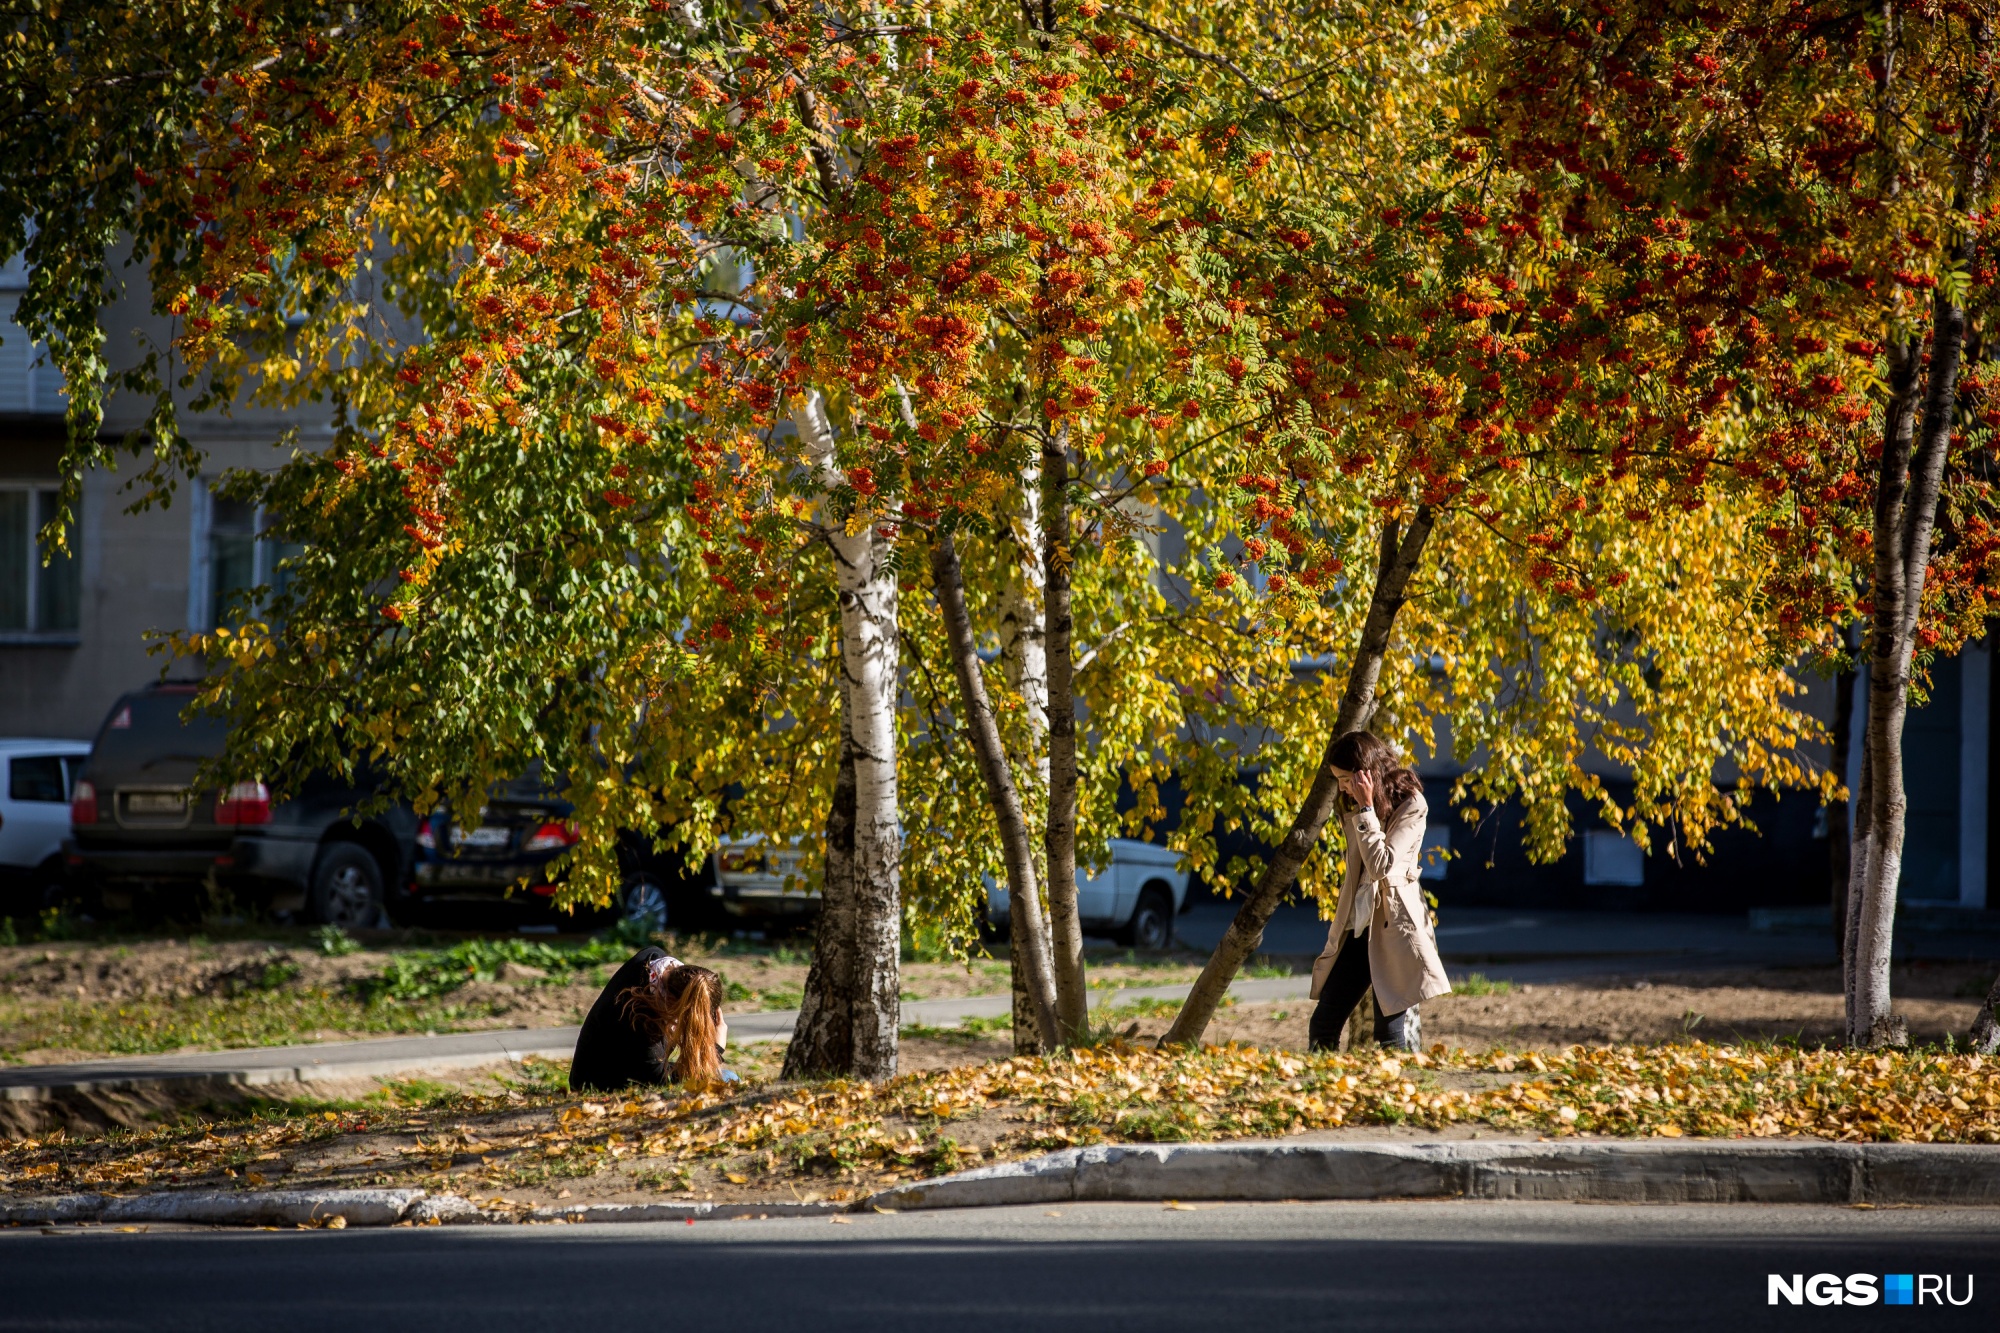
(2, 1041, 1997, 1206)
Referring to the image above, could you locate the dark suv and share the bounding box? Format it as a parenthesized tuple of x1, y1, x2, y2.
(64, 682, 418, 927)
(402, 771, 715, 932)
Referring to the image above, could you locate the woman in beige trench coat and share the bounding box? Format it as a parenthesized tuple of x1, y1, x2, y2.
(1307, 731, 1452, 1052)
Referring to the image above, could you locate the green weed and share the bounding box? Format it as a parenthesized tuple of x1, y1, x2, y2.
(901, 1013, 1010, 1043)
(314, 925, 362, 957)
(0, 990, 509, 1057)
(1454, 972, 1517, 996)
(355, 937, 636, 1002)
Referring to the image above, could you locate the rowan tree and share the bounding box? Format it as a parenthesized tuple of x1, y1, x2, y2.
(1478, 0, 2000, 1047)
(1125, 5, 1843, 1045)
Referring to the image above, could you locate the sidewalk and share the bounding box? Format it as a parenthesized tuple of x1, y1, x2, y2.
(0, 975, 1311, 1104)
(1178, 902, 2000, 979)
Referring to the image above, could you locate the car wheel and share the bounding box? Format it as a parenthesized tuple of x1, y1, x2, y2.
(1120, 885, 1175, 951)
(309, 844, 384, 929)
(618, 873, 669, 935)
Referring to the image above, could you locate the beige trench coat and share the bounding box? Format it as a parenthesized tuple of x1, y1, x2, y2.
(1308, 793, 1452, 1016)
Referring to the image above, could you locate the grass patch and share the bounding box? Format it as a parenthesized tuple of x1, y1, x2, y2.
(901, 1013, 1011, 1044)
(356, 937, 639, 1002)
(0, 990, 512, 1057)
(1454, 972, 1517, 996)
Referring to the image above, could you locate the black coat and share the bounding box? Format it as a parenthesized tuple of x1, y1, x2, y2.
(568, 947, 669, 1092)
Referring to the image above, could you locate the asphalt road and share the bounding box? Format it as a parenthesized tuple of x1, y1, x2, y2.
(1, 1201, 1989, 1332)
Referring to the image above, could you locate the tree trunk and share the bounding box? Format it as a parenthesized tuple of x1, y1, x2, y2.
(1971, 970, 2000, 1054)
(1162, 507, 1436, 1048)
(1845, 680, 1874, 1037)
(784, 391, 903, 1080)
(1041, 435, 1091, 1043)
(929, 531, 1061, 1049)
(1344, 988, 1377, 1053)
(1851, 67, 1995, 1047)
(999, 465, 1052, 1054)
(1829, 651, 1856, 964)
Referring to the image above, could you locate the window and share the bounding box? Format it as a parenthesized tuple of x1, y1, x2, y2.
(7, 754, 74, 802)
(191, 487, 302, 629)
(0, 485, 80, 637)
(1583, 829, 1646, 886)
(0, 253, 65, 415)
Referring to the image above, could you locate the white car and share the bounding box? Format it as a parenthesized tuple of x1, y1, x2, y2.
(0, 738, 91, 913)
(701, 833, 1190, 950)
(702, 835, 813, 921)
(987, 838, 1190, 951)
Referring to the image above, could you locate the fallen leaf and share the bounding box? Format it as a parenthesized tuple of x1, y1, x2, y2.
(829, 1216, 852, 1224)
(725, 1173, 748, 1185)
(1164, 1201, 1198, 1212)
(324, 1216, 347, 1229)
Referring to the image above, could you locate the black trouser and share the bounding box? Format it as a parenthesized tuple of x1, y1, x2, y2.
(1307, 930, 1417, 1051)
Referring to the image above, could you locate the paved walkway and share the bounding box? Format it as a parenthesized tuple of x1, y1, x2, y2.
(1178, 902, 2000, 974)
(0, 976, 1311, 1103)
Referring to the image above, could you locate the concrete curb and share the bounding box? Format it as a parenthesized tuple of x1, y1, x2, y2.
(523, 1200, 845, 1224)
(1, 1188, 425, 1227)
(11, 1138, 2000, 1227)
(0, 1188, 848, 1228)
(865, 1140, 2000, 1210)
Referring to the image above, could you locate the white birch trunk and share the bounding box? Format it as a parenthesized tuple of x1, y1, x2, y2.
(783, 390, 903, 1080)
(1000, 462, 1050, 772)
(1041, 439, 1092, 1043)
(998, 465, 1053, 1053)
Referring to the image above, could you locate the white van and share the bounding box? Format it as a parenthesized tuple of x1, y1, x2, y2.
(0, 737, 91, 914)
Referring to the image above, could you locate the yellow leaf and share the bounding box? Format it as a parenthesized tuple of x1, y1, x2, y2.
(1655, 1124, 1684, 1138)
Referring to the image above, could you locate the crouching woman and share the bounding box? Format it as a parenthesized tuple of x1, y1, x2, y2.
(570, 947, 734, 1091)
(1307, 731, 1452, 1053)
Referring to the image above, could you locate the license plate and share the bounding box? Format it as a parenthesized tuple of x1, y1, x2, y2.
(125, 792, 187, 815)
(459, 825, 512, 850)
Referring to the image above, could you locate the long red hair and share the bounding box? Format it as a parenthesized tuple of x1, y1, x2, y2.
(620, 963, 725, 1086)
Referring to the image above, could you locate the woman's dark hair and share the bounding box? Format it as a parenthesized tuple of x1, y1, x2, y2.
(620, 963, 725, 1085)
(1328, 730, 1421, 815)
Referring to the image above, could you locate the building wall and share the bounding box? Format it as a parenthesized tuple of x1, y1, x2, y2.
(0, 253, 327, 742)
